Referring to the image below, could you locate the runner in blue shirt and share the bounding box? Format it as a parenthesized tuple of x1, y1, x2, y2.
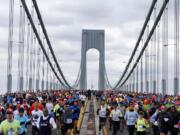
(70, 101, 80, 134)
(15, 108, 30, 135)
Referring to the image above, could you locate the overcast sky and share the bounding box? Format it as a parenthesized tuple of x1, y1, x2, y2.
(37, 0, 153, 89)
(0, 0, 177, 93)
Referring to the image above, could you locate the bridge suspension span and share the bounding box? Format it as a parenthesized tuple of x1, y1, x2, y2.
(4, 0, 180, 96)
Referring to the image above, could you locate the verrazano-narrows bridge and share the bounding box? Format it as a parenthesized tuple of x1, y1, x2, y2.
(3, 0, 180, 95)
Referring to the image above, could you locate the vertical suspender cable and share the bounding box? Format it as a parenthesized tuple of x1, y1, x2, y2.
(42, 38, 45, 90)
(18, 5, 22, 91)
(136, 63, 139, 92)
(46, 42, 49, 90)
(18, 5, 25, 91)
(36, 24, 41, 90)
(29, 6, 33, 90)
(7, 0, 14, 92)
(141, 39, 143, 93)
(157, 24, 160, 94)
(150, 34, 153, 93)
(162, 5, 168, 95)
(29, 5, 34, 91)
(145, 25, 149, 93)
(26, 23, 30, 90)
(166, 6, 169, 94)
(174, 0, 179, 95)
(153, 5, 157, 94)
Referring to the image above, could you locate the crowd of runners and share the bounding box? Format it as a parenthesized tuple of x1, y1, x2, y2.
(0, 89, 179, 135)
(0, 90, 89, 135)
(95, 91, 180, 135)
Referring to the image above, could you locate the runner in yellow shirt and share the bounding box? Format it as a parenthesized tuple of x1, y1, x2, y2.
(135, 111, 149, 135)
(0, 108, 20, 135)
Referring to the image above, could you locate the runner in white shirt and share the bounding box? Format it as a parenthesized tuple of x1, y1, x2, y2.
(31, 105, 43, 135)
(46, 98, 54, 116)
(98, 101, 107, 134)
(110, 103, 123, 135)
(13, 104, 21, 118)
(80, 94, 86, 107)
(13, 109, 19, 118)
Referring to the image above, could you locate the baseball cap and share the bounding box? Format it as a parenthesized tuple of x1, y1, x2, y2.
(160, 105, 166, 111)
(7, 108, 13, 114)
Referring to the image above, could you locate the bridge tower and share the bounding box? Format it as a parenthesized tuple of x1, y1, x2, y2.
(80, 29, 105, 90)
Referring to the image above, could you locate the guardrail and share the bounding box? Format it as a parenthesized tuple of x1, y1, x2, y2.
(103, 126, 108, 135)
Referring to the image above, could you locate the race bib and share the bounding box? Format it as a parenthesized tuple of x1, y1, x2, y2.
(154, 121, 158, 126)
(33, 114, 39, 120)
(66, 118, 72, 124)
(99, 110, 106, 117)
(164, 118, 169, 122)
(7, 128, 15, 135)
(112, 114, 119, 121)
(129, 116, 135, 122)
(139, 125, 144, 129)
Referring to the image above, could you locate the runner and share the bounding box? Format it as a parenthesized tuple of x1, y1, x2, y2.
(0, 108, 20, 135)
(110, 103, 123, 135)
(80, 94, 86, 107)
(61, 104, 73, 135)
(15, 107, 30, 135)
(135, 111, 149, 135)
(70, 100, 80, 134)
(157, 106, 172, 135)
(124, 103, 138, 135)
(169, 106, 180, 135)
(53, 99, 61, 132)
(0, 89, 179, 135)
(98, 101, 108, 134)
(46, 98, 53, 115)
(37, 108, 57, 135)
(31, 104, 43, 135)
(150, 109, 159, 135)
